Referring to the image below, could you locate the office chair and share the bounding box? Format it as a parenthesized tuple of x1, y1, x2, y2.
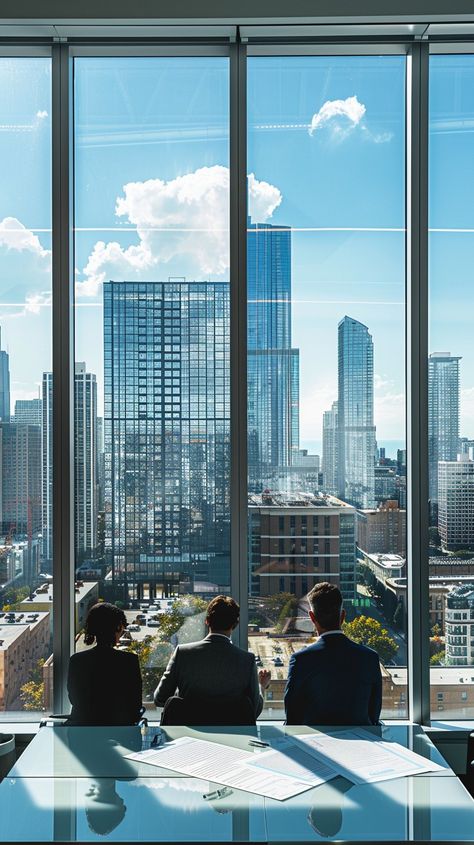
(39, 707, 147, 728)
(160, 694, 256, 727)
(465, 731, 474, 798)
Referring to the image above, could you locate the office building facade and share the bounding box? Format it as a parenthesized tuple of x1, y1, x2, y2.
(13, 399, 42, 426)
(247, 220, 300, 491)
(41, 373, 53, 570)
(428, 352, 461, 506)
(438, 456, 474, 551)
(337, 316, 376, 508)
(0, 328, 10, 423)
(104, 280, 230, 599)
(74, 363, 98, 559)
(248, 491, 356, 602)
(322, 400, 339, 496)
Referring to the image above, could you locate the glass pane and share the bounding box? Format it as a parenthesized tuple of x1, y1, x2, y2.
(247, 55, 407, 719)
(73, 57, 230, 709)
(0, 57, 52, 715)
(429, 54, 474, 719)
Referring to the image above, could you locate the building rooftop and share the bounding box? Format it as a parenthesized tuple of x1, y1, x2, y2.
(19, 581, 98, 606)
(384, 666, 474, 686)
(364, 552, 405, 570)
(0, 611, 50, 650)
(248, 491, 355, 510)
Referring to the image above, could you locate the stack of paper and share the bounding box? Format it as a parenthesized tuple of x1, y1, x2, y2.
(126, 729, 447, 802)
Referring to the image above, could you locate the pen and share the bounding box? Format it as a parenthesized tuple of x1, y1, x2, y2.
(203, 786, 233, 800)
(248, 739, 270, 748)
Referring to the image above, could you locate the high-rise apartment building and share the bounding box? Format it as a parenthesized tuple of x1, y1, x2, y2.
(322, 400, 338, 494)
(248, 491, 356, 602)
(428, 352, 461, 506)
(13, 399, 42, 426)
(438, 455, 474, 551)
(247, 220, 300, 491)
(337, 316, 376, 508)
(41, 373, 53, 569)
(445, 583, 474, 666)
(74, 363, 98, 559)
(357, 500, 407, 556)
(0, 328, 10, 423)
(104, 280, 230, 599)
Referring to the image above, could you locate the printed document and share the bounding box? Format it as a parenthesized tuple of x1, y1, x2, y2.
(125, 736, 314, 800)
(292, 729, 446, 784)
(243, 738, 337, 786)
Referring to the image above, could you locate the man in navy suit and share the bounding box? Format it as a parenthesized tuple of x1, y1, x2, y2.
(284, 582, 382, 725)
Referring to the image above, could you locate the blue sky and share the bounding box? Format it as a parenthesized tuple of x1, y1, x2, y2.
(0, 53, 473, 454)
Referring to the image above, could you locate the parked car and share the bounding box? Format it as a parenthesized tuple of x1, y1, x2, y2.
(136, 614, 146, 624)
(272, 657, 284, 667)
(128, 624, 141, 632)
(148, 619, 160, 627)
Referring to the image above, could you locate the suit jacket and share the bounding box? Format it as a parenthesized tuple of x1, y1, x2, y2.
(154, 634, 263, 718)
(67, 645, 142, 726)
(284, 632, 382, 726)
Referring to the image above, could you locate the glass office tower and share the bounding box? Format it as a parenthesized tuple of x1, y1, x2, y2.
(247, 220, 300, 491)
(337, 316, 376, 509)
(428, 352, 461, 507)
(104, 280, 230, 601)
(0, 328, 10, 423)
(74, 363, 98, 561)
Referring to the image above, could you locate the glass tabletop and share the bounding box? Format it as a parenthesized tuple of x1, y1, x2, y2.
(0, 774, 473, 842)
(9, 724, 452, 780)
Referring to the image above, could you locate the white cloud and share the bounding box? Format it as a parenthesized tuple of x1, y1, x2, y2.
(0, 217, 50, 259)
(36, 110, 48, 120)
(308, 95, 392, 144)
(77, 166, 282, 298)
(309, 95, 366, 138)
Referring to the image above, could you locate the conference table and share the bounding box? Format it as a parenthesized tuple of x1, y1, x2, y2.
(0, 723, 473, 842)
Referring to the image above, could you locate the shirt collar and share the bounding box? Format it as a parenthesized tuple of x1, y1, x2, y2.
(205, 632, 232, 641)
(319, 630, 345, 638)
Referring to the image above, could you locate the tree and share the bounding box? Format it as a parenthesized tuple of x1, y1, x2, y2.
(430, 650, 445, 666)
(2, 585, 30, 611)
(431, 623, 442, 638)
(266, 592, 297, 624)
(125, 636, 164, 700)
(343, 615, 398, 664)
(20, 659, 45, 711)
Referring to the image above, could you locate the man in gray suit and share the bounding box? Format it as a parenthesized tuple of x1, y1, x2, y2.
(154, 595, 271, 718)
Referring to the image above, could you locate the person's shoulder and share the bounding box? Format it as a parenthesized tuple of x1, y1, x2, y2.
(290, 640, 324, 664)
(346, 636, 380, 660)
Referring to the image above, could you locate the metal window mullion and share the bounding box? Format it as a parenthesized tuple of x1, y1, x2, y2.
(407, 41, 430, 726)
(52, 42, 75, 714)
(230, 42, 248, 649)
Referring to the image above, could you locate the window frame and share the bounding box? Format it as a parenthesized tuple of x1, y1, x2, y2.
(1, 31, 472, 724)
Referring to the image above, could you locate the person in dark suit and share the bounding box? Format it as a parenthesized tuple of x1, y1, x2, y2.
(154, 595, 271, 719)
(285, 582, 382, 726)
(67, 602, 142, 726)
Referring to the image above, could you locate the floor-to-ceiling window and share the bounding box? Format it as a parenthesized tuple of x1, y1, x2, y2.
(0, 55, 53, 713)
(73, 54, 230, 704)
(247, 53, 408, 718)
(429, 51, 474, 719)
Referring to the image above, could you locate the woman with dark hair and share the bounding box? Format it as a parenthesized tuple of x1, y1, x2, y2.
(67, 602, 143, 725)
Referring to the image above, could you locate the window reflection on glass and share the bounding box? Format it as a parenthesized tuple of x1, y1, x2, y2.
(73, 57, 230, 706)
(429, 54, 474, 720)
(0, 58, 52, 714)
(247, 56, 407, 718)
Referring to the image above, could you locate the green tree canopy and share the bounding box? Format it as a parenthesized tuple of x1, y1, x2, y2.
(343, 615, 398, 664)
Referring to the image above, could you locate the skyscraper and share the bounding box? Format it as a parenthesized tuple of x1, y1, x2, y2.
(0, 422, 42, 588)
(74, 363, 98, 560)
(42, 372, 53, 570)
(428, 352, 461, 506)
(104, 280, 230, 600)
(14, 399, 42, 426)
(337, 316, 376, 509)
(322, 400, 338, 495)
(0, 328, 10, 422)
(438, 455, 474, 552)
(247, 220, 300, 490)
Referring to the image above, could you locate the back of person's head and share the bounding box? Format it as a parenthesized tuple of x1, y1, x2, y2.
(84, 602, 127, 647)
(307, 582, 343, 631)
(206, 595, 240, 632)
